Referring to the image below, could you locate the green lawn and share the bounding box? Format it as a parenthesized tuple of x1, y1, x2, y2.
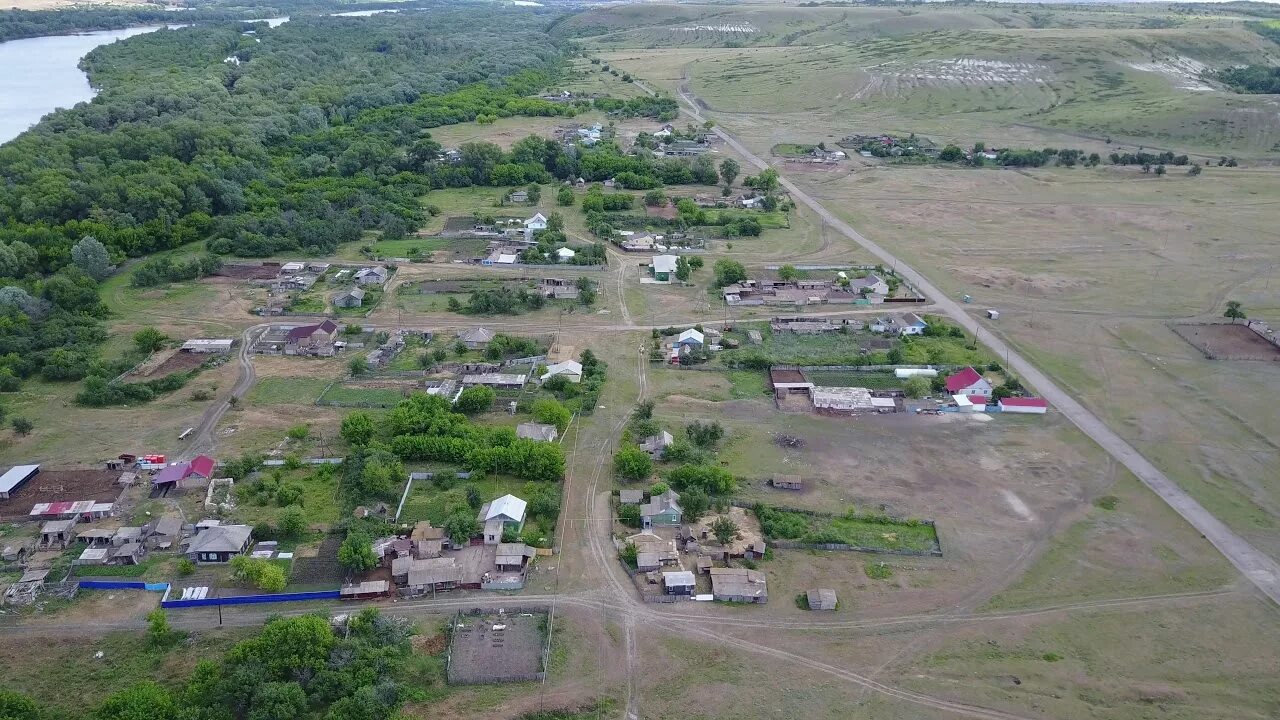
(772, 142, 817, 157)
(398, 474, 530, 526)
(247, 377, 332, 405)
(757, 505, 940, 553)
(804, 370, 903, 390)
(727, 370, 768, 398)
(318, 384, 409, 407)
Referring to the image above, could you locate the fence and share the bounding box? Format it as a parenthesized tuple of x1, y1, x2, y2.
(161, 589, 340, 609)
(78, 579, 170, 592)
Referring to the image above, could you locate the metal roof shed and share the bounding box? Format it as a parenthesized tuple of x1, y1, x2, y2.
(0, 464, 39, 499)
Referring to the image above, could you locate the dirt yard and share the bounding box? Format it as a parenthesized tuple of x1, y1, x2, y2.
(212, 264, 279, 281)
(0, 468, 123, 517)
(126, 350, 208, 381)
(447, 611, 546, 684)
(1170, 322, 1280, 361)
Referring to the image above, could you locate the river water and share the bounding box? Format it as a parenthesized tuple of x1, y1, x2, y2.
(0, 25, 176, 144)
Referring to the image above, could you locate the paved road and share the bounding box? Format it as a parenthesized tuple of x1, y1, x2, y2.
(677, 87, 1280, 606)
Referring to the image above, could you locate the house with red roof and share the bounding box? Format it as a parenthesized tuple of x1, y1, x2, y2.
(998, 397, 1048, 415)
(152, 455, 218, 487)
(284, 320, 338, 356)
(944, 367, 992, 396)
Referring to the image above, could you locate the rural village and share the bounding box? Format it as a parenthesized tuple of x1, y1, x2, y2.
(1, 2, 1279, 719)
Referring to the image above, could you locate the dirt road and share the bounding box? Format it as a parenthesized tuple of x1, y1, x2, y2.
(676, 85, 1280, 606)
(180, 323, 263, 461)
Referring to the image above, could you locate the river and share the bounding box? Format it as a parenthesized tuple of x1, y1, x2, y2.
(0, 25, 176, 144)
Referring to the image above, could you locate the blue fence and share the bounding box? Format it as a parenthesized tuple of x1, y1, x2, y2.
(78, 580, 170, 592)
(161, 589, 340, 609)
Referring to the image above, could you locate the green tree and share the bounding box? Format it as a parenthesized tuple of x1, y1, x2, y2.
(147, 608, 174, 646)
(613, 446, 653, 480)
(777, 264, 799, 281)
(713, 259, 747, 287)
(10, 417, 32, 436)
(348, 356, 368, 376)
(643, 189, 666, 207)
(547, 211, 565, 232)
(132, 327, 167, 354)
(247, 681, 307, 720)
(719, 158, 740, 187)
(70, 236, 112, 280)
(753, 168, 779, 193)
(533, 398, 571, 431)
(97, 682, 176, 720)
(432, 347, 448, 362)
(277, 505, 306, 538)
(454, 385, 496, 414)
(526, 184, 542, 204)
(256, 563, 287, 592)
(1224, 300, 1247, 323)
(340, 411, 376, 445)
(903, 376, 930, 398)
(675, 256, 691, 282)
(710, 516, 739, 545)
(444, 512, 480, 544)
(938, 145, 963, 162)
(557, 186, 574, 206)
(338, 531, 378, 572)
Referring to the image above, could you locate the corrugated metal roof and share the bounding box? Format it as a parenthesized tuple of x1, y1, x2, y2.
(0, 464, 39, 494)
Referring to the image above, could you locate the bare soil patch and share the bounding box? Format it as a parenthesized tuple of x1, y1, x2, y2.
(212, 264, 278, 281)
(0, 468, 122, 517)
(1170, 322, 1280, 361)
(127, 350, 206, 381)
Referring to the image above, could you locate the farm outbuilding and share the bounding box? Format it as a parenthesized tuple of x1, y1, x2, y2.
(709, 567, 768, 603)
(807, 588, 837, 611)
(998, 397, 1048, 414)
(771, 475, 803, 490)
(663, 570, 696, 596)
(0, 464, 39, 500)
(181, 338, 234, 353)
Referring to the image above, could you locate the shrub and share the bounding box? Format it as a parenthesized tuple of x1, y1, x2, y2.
(177, 558, 195, 576)
(864, 561, 893, 580)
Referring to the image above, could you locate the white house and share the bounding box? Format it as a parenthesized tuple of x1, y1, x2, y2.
(650, 254, 680, 282)
(898, 312, 928, 335)
(673, 328, 704, 349)
(479, 494, 527, 544)
(524, 213, 548, 241)
(849, 274, 889, 296)
(541, 359, 583, 384)
(556, 247, 576, 262)
(944, 367, 993, 397)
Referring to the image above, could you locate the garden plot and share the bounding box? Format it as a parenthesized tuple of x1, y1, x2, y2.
(447, 611, 546, 685)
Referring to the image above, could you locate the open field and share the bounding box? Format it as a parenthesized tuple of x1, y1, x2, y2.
(598, 21, 1280, 156)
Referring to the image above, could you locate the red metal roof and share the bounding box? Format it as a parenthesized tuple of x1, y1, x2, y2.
(967, 395, 990, 405)
(945, 367, 984, 393)
(1000, 397, 1048, 408)
(188, 455, 216, 478)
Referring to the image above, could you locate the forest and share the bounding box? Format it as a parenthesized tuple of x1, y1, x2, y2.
(1218, 64, 1280, 94)
(0, 8, 576, 390)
